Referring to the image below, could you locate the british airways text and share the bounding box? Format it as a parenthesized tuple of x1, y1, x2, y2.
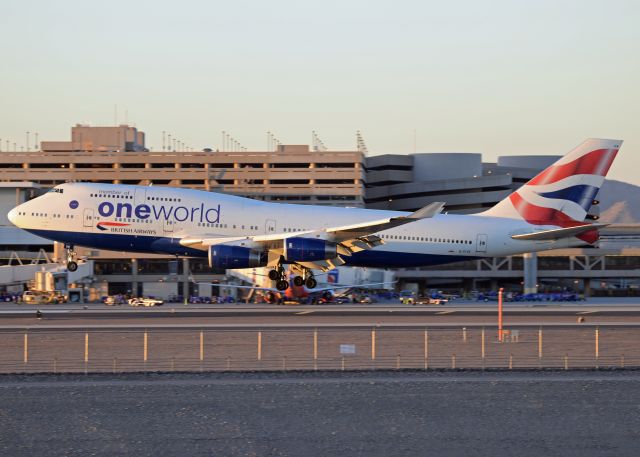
(98, 202, 221, 223)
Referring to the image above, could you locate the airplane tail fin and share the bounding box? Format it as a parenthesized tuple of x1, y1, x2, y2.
(481, 138, 622, 228)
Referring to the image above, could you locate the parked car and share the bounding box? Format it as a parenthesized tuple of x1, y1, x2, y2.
(103, 295, 127, 305)
(414, 296, 447, 305)
(128, 297, 164, 307)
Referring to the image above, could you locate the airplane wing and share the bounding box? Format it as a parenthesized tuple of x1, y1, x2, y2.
(180, 202, 445, 270)
(511, 223, 608, 241)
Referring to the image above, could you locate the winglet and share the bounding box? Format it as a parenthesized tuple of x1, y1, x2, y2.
(408, 202, 445, 219)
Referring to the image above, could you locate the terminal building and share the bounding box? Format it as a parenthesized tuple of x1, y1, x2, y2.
(0, 124, 638, 299)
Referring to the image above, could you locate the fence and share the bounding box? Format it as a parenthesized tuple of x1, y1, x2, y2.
(1, 326, 639, 374)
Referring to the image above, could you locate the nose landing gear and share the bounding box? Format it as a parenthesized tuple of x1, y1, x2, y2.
(65, 245, 78, 272)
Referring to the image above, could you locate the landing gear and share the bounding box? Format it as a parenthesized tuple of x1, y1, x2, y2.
(269, 263, 289, 291)
(65, 245, 78, 272)
(305, 276, 317, 289)
(290, 264, 318, 290)
(268, 269, 280, 281)
(269, 263, 319, 291)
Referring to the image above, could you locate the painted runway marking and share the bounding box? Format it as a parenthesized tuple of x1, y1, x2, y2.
(436, 311, 455, 315)
(295, 310, 314, 315)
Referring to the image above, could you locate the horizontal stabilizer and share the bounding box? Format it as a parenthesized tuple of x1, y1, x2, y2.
(511, 223, 608, 241)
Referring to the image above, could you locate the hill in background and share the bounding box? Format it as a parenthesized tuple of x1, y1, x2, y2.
(598, 180, 640, 223)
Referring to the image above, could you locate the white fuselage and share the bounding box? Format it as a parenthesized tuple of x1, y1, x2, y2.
(8, 182, 586, 268)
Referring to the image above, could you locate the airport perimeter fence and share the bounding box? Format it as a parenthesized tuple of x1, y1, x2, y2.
(1, 326, 640, 374)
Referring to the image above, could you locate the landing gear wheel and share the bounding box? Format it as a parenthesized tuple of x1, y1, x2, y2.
(293, 275, 305, 287)
(305, 277, 317, 289)
(64, 244, 78, 272)
(276, 280, 289, 291)
(268, 269, 280, 281)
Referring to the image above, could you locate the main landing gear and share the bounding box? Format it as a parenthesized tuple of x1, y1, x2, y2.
(267, 263, 318, 291)
(268, 265, 289, 291)
(65, 244, 78, 272)
(293, 266, 317, 289)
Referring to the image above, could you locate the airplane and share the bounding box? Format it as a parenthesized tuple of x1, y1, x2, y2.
(216, 277, 395, 303)
(7, 138, 621, 291)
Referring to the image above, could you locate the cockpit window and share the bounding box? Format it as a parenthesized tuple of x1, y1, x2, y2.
(48, 188, 64, 194)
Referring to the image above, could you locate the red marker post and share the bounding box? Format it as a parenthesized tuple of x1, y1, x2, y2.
(498, 287, 504, 342)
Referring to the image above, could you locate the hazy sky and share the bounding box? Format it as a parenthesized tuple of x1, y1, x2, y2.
(1, 0, 639, 183)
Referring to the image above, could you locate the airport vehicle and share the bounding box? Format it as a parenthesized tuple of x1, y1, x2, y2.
(26, 290, 66, 304)
(7, 139, 621, 290)
(103, 295, 127, 305)
(22, 290, 57, 304)
(128, 297, 164, 307)
(399, 290, 416, 304)
(414, 296, 447, 305)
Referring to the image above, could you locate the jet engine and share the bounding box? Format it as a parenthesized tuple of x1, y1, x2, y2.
(208, 245, 267, 269)
(283, 237, 338, 262)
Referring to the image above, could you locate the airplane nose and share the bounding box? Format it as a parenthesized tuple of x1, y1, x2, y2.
(7, 207, 18, 226)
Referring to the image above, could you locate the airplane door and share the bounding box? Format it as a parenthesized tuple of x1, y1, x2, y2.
(265, 219, 276, 234)
(163, 218, 174, 234)
(83, 208, 94, 229)
(476, 234, 488, 253)
(134, 188, 146, 205)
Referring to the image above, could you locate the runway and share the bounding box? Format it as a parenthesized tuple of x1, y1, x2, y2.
(2, 300, 640, 329)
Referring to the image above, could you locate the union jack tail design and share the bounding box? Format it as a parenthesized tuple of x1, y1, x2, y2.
(482, 138, 622, 242)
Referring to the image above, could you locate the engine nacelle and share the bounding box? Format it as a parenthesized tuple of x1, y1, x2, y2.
(209, 245, 267, 269)
(284, 237, 337, 262)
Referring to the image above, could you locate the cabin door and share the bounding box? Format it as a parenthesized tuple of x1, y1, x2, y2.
(476, 234, 488, 252)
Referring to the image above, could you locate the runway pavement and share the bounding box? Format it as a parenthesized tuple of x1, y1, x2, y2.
(2, 299, 640, 329)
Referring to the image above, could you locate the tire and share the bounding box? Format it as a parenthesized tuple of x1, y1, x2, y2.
(276, 280, 289, 291)
(293, 276, 305, 287)
(268, 270, 280, 281)
(67, 261, 78, 272)
(305, 277, 317, 289)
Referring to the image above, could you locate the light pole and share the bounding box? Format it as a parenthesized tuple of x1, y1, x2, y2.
(498, 287, 504, 342)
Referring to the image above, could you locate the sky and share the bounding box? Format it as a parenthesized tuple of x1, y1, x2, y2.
(1, 0, 639, 183)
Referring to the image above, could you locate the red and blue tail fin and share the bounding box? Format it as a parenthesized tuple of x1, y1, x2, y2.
(482, 139, 622, 229)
